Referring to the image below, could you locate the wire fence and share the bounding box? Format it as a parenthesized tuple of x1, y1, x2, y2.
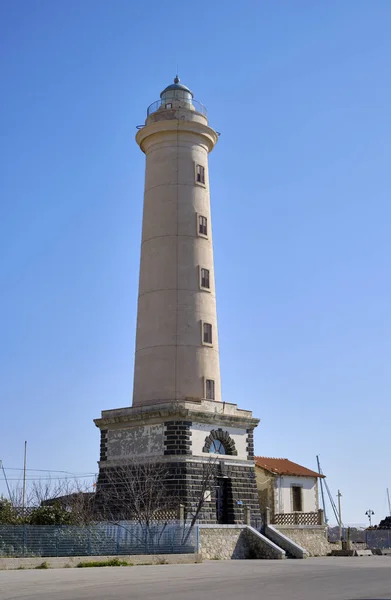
(364, 529, 391, 549)
(328, 527, 391, 549)
(0, 522, 198, 557)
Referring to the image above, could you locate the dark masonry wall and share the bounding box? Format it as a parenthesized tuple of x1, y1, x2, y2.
(164, 421, 192, 455)
(246, 429, 254, 461)
(169, 460, 262, 525)
(95, 459, 262, 525)
(100, 430, 108, 462)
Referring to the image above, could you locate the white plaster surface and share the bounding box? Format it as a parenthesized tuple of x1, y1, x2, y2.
(274, 476, 317, 513)
(190, 423, 247, 459)
(106, 424, 164, 459)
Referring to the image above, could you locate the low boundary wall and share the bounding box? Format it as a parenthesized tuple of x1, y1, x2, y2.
(274, 525, 331, 557)
(0, 553, 201, 570)
(199, 525, 285, 560)
(265, 525, 308, 558)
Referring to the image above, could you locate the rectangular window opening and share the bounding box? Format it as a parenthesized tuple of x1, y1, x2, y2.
(202, 322, 213, 345)
(196, 164, 205, 184)
(198, 215, 208, 237)
(292, 486, 303, 512)
(205, 379, 215, 400)
(165, 103, 172, 109)
(200, 267, 210, 290)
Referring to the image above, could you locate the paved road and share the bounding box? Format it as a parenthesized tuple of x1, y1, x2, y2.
(0, 557, 390, 600)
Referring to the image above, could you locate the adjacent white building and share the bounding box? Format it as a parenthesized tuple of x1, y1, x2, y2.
(255, 457, 325, 525)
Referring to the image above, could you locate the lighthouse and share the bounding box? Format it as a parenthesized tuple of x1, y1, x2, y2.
(94, 78, 261, 524)
(133, 76, 221, 407)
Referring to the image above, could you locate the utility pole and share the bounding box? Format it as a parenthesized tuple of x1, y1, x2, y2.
(0, 460, 12, 501)
(387, 489, 391, 517)
(365, 509, 375, 527)
(316, 455, 327, 523)
(22, 441, 27, 517)
(337, 489, 343, 540)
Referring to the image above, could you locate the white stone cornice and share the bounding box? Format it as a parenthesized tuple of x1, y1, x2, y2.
(136, 120, 218, 154)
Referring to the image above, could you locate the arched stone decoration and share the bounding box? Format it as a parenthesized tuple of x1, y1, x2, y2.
(202, 428, 238, 456)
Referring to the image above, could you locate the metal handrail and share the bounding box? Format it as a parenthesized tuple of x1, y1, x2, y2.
(147, 99, 207, 117)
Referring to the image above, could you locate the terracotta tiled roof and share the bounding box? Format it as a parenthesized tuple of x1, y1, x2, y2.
(254, 456, 325, 478)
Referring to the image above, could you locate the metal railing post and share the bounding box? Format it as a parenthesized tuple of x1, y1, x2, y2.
(116, 525, 121, 555)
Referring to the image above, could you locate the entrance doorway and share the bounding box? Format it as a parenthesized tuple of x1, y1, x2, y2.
(216, 478, 230, 524)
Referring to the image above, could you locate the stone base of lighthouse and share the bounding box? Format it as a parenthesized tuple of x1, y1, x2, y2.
(94, 400, 261, 525)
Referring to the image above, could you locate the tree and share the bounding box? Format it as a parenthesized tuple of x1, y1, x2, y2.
(185, 457, 217, 528)
(32, 479, 96, 525)
(0, 478, 96, 525)
(96, 460, 177, 526)
(0, 497, 20, 525)
(29, 503, 73, 526)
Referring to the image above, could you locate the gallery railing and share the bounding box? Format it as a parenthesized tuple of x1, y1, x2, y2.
(146, 99, 207, 117)
(273, 512, 321, 526)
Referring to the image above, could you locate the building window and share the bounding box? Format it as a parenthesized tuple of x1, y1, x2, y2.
(203, 429, 238, 456)
(165, 103, 172, 109)
(196, 164, 205, 184)
(205, 378, 215, 400)
(292, 486, 303, 512)
(210, 440, 225, 454)
(202, 322, 212, 345)
(198, 215, 208, 237)
(200, 267, 210, 290)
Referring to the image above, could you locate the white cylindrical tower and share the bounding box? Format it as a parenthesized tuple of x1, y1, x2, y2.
(133, 77, 221, 407)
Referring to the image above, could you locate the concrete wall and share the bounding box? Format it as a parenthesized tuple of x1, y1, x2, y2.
(0, 554, 200, 570)
(199, 527, 247, 560)
(106, 424, 164, 459)
(191, 423, 247, 459)
(103, 421, 248, 463)
(275, 525, 332, 557)
(199, 526, 285, 560)
(134, 106, 221, 406)
(255, 468, 275, 521)
(274, 476, 318, 514)
(265, 525, 308, 558)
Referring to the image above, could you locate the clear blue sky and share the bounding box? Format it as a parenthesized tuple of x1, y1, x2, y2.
(1, 0, 390, 526)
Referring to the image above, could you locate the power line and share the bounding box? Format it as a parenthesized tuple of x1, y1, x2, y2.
(4, 468, 96, 475)
(2, 475, 97, 481)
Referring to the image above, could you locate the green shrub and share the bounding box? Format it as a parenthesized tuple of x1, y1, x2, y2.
(29, 504, 72, 526)
(0, 498, 20, 525)
(35, 561, 49, 569)
(77, 558, 132, 568)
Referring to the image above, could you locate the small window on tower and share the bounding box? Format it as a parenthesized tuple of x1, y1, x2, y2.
(202, 322, 213, 345)
(198, 215, 208, 237)
(200, 267, 210, 290)
(205, 378, 215, 400)
(165, 103, 172, 109)
(196, 164, 205, 185)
